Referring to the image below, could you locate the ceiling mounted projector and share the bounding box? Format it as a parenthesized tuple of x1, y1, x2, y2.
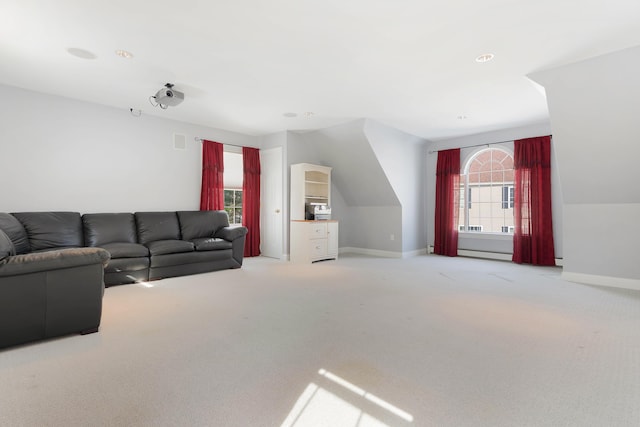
(150, 83, 184, 109)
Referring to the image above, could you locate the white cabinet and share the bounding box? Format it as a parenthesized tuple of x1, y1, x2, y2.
(290, 163, 338, 263)
(290, 220, 339, 263)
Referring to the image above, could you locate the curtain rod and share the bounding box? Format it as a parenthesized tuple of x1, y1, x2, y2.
(194, 137, 245, 149)
(428, 135, 552, 154)
(428, 139, 513, 154)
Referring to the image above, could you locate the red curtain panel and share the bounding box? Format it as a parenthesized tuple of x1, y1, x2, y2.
(200, 140, 225, 211)
(434, 148, 460, 257)
(242, 147, 261, 257)
(512, 136, 556, 265)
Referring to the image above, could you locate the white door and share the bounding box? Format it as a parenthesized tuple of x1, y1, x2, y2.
(260, 147, 283, 259)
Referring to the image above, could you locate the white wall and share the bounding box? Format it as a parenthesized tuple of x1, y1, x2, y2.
(0, 84, 258, 213)
(340, 206, 403, 255)
(563, 204, 640, 280)
(364, 120, 428, 253)
(425, 122, 562, 258)
(531, 46, 640, 285)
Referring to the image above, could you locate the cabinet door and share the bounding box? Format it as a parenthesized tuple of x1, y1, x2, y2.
(327, 222, 339, 256)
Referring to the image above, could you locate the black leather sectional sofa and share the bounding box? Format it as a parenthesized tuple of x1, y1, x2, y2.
(0, 210, 247, 349)
(81, 210, 248, 285)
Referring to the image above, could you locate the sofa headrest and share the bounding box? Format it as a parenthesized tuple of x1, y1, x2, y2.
(83, 213, 138, 246)
(0, 213, 30, 254)
(0, 229, 15, 262)
(177, 210, 230, 240)
(135, 212, 181, 244)
(11, 212, 83, 252)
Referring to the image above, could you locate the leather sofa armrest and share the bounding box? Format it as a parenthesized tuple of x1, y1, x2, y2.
(214, 226, 248, 242)
(0, 247, 110, 277)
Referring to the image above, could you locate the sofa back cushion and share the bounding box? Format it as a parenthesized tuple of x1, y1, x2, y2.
(135, 212, 181, 244)
(83, 213, 138, 246)
(11, 212, 83, 252)
(0, 229, 15, 262)
(177, 210, 230, 241)
(0, 213, 30, 254)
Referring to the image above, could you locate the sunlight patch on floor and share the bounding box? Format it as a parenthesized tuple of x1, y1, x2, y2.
(281, 369, 414, 427)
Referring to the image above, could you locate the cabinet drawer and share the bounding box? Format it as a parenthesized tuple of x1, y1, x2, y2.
(310, 222, 327, 238)
(309, 239, 327, 259)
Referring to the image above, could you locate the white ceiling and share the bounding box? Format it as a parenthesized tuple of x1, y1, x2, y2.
(2, 0, 640, 141)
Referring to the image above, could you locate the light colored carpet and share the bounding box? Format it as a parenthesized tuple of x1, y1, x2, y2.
(1, 254, 639, 427)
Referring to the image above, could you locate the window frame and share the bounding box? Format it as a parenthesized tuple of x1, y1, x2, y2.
(459, 146, 515, 235)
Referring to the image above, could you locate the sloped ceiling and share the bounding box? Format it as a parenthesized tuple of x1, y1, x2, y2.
(530, 46, 640, 205)
(299, 120, 399, 206)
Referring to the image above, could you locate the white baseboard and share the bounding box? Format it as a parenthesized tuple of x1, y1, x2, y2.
(457, 249, 512, 262)
(339, 247, 401, 258)
(428, 245, 563, 266)
(403, 248, 428, 258)
(338, 247, 427, 259)
(562, 272, 640, 291)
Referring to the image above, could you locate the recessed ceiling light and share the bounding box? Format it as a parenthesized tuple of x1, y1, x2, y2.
(475, 53, 494, 63)
(115, 49, 133, 59)
(283, 112, 298, 118)
(457, 115, 468, 120)
(303, 112, 315, 118)
(66, 48, 97, 59)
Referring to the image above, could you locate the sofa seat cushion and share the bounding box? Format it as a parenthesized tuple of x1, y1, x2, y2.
(104, 257, 149, 274)
(101, 242, 149, 259)
(146, 240, 194, 256)
(149, 249, 232, 268)
(190, 237, 232, 251)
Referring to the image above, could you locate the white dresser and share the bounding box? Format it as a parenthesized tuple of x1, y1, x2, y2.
(290, 220, 339, 263)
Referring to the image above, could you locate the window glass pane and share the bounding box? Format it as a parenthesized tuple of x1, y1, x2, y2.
(234, 209, 242, 225)
(235, 190, 243, 207)
(502, 186, 509, 209)
(224, 190, 234, 206)
(224, 207, 233, 220)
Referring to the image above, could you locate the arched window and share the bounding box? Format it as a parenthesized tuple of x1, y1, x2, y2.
(459, 147, 514, 233)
